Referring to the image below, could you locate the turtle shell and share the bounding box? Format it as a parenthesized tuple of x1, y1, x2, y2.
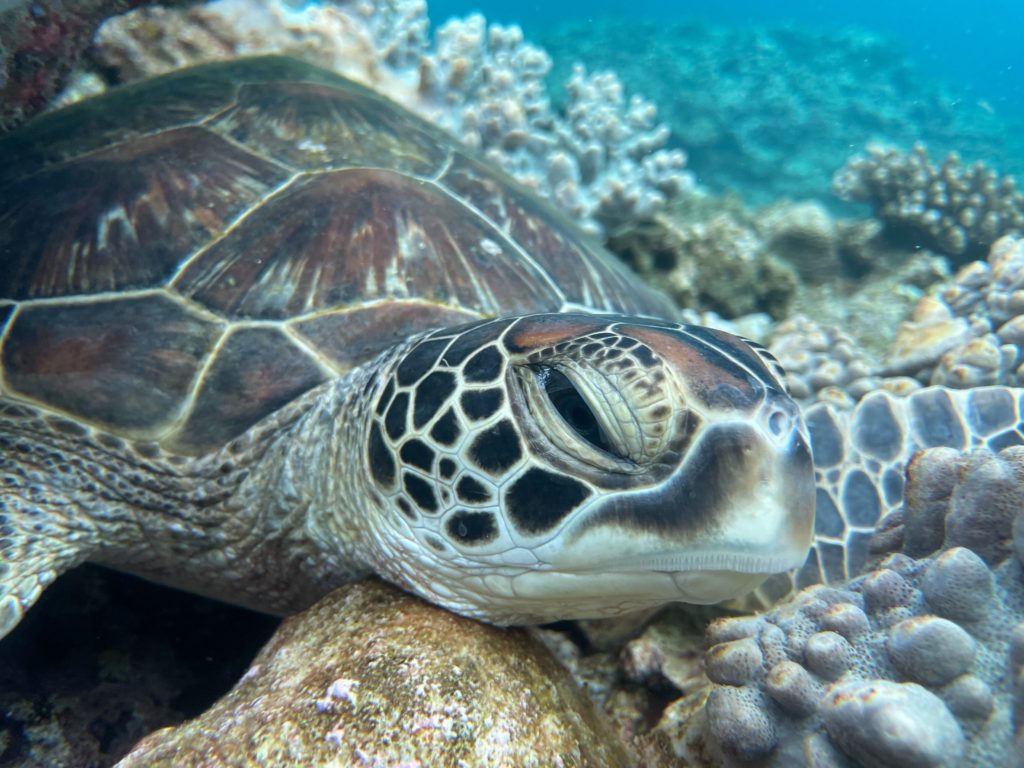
(0, 56, 675, 455)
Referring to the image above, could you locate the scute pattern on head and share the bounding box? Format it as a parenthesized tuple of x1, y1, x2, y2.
(359, 312, 813, 623)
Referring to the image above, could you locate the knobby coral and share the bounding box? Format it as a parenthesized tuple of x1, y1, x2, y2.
(689, 446, 1024, 767)
(834, 143, 1024, 263)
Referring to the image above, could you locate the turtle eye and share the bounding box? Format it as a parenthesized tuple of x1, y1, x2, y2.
(535, 367, 619, 458)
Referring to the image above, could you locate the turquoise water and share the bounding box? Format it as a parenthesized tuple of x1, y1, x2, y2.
(430, 0, 1024, 114)
(429, 1, 1024, 204)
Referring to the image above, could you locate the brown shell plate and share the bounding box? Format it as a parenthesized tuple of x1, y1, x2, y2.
(0, 56, 676, 455)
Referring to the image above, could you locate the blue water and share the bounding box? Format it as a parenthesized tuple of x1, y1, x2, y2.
(428, 0, 1024, 205)
(430, 0, 1024, 115)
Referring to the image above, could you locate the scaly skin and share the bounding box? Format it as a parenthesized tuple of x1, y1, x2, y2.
(0, 344, 394, 635)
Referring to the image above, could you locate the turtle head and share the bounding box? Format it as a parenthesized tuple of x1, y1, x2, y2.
(362, 313, 814, 624)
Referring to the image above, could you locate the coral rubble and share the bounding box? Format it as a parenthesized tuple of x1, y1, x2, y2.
(834, 143, 1024, 264)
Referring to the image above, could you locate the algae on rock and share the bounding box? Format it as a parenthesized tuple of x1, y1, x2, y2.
(117, 579, 636, 768)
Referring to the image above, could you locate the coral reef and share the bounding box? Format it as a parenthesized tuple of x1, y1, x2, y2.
(682, 446, 1024, 767)
(541, 20, 1024, 205)
(758, 201, 841, 284)
(767, 236, 1024, 405)
(834, 143, 1024, 263)
(882, 235, 1024, 388)
(0, 565, 276, 766)
(610, 194, 945, 337)
(608, 199, 798, 319)
(117, 579, 636, 767)
(0, 0, 189, 133)
(768, 316, 878, 404)
(416, 16, 693, 234)
(89, 0, 692, 236)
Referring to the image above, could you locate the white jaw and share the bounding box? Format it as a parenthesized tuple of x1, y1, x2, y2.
(412, 568, 773, 625)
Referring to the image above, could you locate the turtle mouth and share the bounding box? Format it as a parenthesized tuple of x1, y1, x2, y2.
(572, 548, 806, 577)
(457, 567, 774, 622)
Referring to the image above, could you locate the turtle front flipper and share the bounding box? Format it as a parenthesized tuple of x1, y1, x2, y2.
(1, 402, 103, 638)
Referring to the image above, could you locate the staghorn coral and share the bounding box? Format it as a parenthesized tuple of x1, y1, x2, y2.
(417, 16, 693, 234)
(674, 446, 1024, 768)
(90, 0, 692, 236)
(834, 143, 1024, 263)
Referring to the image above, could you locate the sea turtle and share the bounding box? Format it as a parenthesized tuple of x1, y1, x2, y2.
(0, 56, 815, 636)
(0, 57, 1021, 642)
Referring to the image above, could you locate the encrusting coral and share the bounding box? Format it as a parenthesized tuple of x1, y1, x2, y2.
(608, 201, 798, 320)
(681, 446, 1024, 767)
(89, 0, 692, 236)
(834, 143, 1024, 264)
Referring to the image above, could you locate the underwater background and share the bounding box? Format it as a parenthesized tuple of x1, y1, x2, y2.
(2, 0, 1024, 765)
(432, 0, 1024, 111)
(433, 0, 1024, 205)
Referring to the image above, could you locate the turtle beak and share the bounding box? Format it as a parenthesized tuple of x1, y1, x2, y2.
(541, 389, 816, 605)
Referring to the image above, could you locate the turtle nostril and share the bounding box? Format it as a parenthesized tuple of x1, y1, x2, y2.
(768, 408, 790, 437)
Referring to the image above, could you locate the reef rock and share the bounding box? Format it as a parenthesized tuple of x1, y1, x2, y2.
(609, 201, 798, 319)
(116, 579, 632, 767)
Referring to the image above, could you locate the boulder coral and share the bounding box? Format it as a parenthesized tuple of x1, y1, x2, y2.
(672, 446, 1024, 767)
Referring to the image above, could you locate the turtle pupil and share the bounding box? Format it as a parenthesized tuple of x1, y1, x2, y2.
(536, 367, 618, 457)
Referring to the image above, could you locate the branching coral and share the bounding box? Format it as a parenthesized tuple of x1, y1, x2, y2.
(90, 0, 692, 236)
(834, 143, 1024, 263)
